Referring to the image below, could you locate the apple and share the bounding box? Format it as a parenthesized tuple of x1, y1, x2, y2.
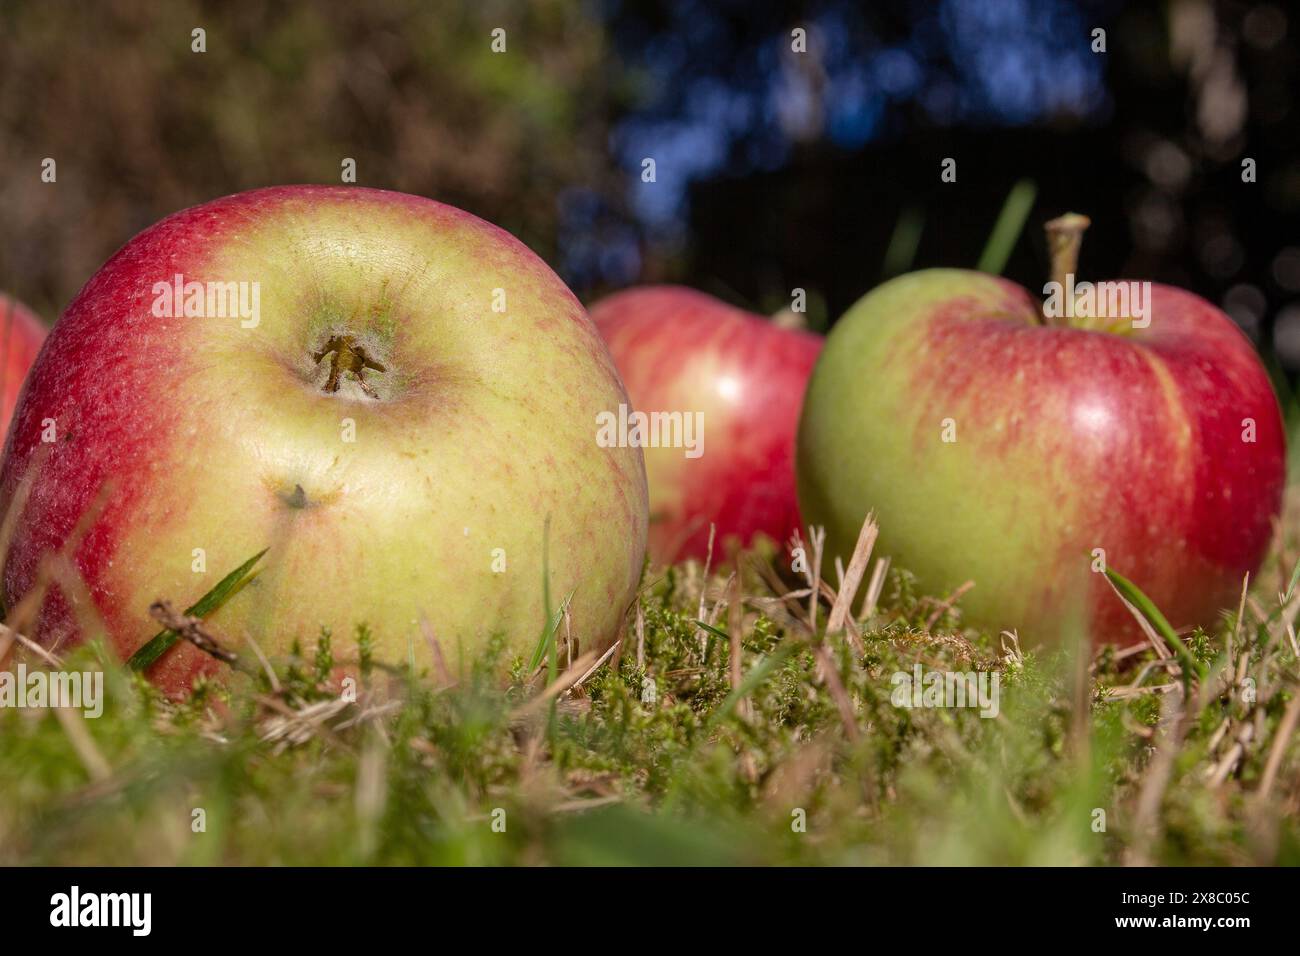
(0, 294, 46, 440)
(0, 185, 648, 695)
(797, 215, 1285, 645)
(590, 286, 822, 564)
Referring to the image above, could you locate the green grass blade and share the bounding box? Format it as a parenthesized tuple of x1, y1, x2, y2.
(1284, 556, 1300, 605)
(528, 515, 559, 673)
(127, 548, 269, 671)
(695, 618, 728, 662)
(705, 636, 797, 729)
(527, 605, 565, 673)
(977, 178, 1037, 274)
(694, 620, 729, 641)
(523, 509, 573, 732)
(881, 205, 925, 278)
(1104, 567, 1205, 680)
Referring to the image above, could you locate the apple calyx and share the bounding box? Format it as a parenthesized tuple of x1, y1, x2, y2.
(1042, 212, 1091, 327)
(312, 333, 388, 398)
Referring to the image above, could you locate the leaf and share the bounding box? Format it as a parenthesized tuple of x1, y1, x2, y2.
(127, 548, 268, 671)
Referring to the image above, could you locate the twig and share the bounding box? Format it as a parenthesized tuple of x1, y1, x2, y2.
(148, 600, 238, 665)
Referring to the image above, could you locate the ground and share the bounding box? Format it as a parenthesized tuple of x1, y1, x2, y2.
(2, 501, 1299, 867)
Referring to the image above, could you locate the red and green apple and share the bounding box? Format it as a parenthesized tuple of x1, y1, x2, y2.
(0, 294, 46, 440)
(0, 186, 648, 694)
(590, 286, 822, 564)
(796, 215, 1285, 644)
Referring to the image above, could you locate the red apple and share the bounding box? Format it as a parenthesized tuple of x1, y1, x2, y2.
(0, 294, 46, 440)
(0, 186, 648, 695)
(797, 215, 1286, 645)
(590, 286, 822, 564)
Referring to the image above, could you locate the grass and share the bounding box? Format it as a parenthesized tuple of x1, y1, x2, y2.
(2, 505, 1300, 867)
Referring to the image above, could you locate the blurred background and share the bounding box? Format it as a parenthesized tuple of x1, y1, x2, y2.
(2, 0, 1298, 371)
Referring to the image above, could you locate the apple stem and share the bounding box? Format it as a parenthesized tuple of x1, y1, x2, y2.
(1043, 213, 1091, 326)
(312, 334, 386, 398)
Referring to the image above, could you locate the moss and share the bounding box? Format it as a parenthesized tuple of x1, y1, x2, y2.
(1, 544, 1298, 866)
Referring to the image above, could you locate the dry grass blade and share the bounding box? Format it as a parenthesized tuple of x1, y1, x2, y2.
(1104, 571, 1171, 662)
(1124, 693, 1188, 866)
(1272, 590, 1300, 658)
(355, 731, 388, 858)
(419, 613, 452, 688)
(748, 554, 810, 625)
(54, 706, 111, 782)
(1229, 572, 1249, 661)
(1206, 721, 1255, 787)
(1256, 693, 1300, 800)
(1104, 682, 1180, 700)
(826, 512, 877, 642)
(570, 639, 621, 692)
(512, 646, 603, 720)
(924, 580, 974, 631)
(47, 553, 112, 647)
(805, 525, 826, 632)
(635, 599, 645, 669)
(859, 555, 891, 621)
(727, 566, 751, 722)
(814, 644, 860, 741)
(696, 523, 716, 624)
(258, 696, 352, 747)
(4, 479, 114, 646)
(0, 620, 61, 667)
(242, 633, 281, 695)
(549, 795, 624, 814)
(0, 443, 51, 586)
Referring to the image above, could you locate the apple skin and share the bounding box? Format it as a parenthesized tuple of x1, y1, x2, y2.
(590, 286, 822, 564)
(796, 268, 1286, 645)
(0, 294, 47, 439)
(0, 186, 648, 695)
